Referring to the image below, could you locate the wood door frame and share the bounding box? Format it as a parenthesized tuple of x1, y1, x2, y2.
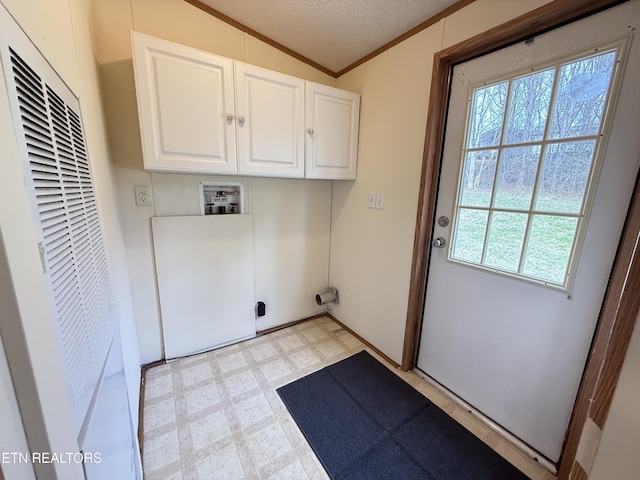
(402, 0, 639, 476)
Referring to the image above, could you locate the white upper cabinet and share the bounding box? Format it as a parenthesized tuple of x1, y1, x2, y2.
(235, 62, 305, 178)
(131, 32, 237, 174)
(131, 33, 360, 179)
(305, 82, 360, 180)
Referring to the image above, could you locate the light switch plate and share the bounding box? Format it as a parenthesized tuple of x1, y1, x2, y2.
(375, 193, 385, 210)
(368, 192, 376, 209)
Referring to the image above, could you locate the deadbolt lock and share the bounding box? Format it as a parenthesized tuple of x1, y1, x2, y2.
(438, 216, 449, 227)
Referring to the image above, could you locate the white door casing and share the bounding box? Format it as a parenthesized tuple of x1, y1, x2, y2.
(417, 2, 640, 462)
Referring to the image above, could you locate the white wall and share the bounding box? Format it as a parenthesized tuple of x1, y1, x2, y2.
(331, 0, 552, 363)
(90, 0, 336, 363)
(589, 312, 640, 480)
(149, 173, 331, 334)
(0, 0, 141, 477)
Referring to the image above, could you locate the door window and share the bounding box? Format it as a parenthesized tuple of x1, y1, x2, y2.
(450, 46, 621, 288)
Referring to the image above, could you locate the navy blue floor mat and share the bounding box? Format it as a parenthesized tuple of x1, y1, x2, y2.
(277, 350, 530, 480)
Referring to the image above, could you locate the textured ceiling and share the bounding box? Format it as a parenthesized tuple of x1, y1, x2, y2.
(196, 0, 462, 74)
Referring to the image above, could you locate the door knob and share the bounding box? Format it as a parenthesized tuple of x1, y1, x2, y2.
(432, 237, 447, 248)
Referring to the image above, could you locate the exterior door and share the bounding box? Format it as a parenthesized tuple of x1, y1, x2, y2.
(417, 2, 640, 463)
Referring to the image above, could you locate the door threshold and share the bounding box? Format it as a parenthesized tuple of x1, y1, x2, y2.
(412, 368, 557, 475)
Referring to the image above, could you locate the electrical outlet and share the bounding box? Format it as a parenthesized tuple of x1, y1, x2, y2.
(375, 192, 385, 210)
(368, 192, 376, 209)
(134, 185, 152, 206)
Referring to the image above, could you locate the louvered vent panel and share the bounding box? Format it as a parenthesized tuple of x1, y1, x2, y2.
(8, 47, 115, 423)
(10, 48, 89, 405)
(68, 106, 113, 331)
(46, 85, 96, 390)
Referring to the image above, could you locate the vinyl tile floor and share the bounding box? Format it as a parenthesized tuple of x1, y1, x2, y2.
(142, 316, 556, 480)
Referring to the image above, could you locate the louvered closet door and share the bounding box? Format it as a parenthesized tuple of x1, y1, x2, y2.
(0, 16, 115, 433)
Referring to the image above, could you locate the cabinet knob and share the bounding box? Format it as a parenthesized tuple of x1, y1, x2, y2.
(226, 113, 234, 121)
(238, 116, 246, 125)
(308, 128, 314, 135)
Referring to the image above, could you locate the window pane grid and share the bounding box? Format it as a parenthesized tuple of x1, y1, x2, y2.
(515, 212, 535, 274)
(450, 46, 619, 288)
(464, 133, 602, 153)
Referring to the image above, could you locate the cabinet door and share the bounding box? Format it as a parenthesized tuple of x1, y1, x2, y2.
(235, 62, 305, 177)
(305, 82, 360, 180)
(131, 32, 237, 174)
